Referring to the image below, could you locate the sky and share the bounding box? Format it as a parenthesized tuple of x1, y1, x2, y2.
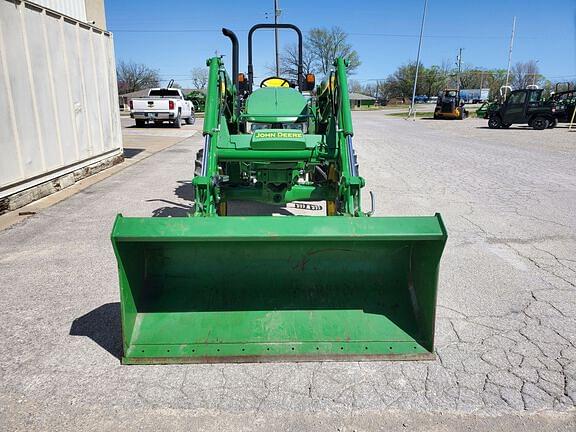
(105, 0, 576, 87)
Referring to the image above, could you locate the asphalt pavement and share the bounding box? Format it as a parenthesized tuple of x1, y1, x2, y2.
(0, 114, 574, 431)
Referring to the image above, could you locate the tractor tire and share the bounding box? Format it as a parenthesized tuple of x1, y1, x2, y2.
(186, 112, 196, 125)
(547, 118, 558, 129)
(488, 115, 502, 129)
(135, 119, 146, 127)
(173, 112, 182, 128)
(194, 148, 203, 177)
(217, 201, 227, 216)
(532, 116, 549, 130)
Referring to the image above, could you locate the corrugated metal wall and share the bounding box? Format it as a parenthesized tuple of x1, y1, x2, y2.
(28, 0, 86, 22)
(0, 0, 122, 198)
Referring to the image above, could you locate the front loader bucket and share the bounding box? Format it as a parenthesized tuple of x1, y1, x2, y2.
(111, 215, 447, 364)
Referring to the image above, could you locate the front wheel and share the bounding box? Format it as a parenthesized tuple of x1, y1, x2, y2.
(488, 116, 502, 129)
(186, 111, 196, 125)
(532, 116, 549, 130)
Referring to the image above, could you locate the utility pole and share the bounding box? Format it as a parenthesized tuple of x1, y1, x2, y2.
(408, 0, 428, 120)
(479, 69, 484, 101)
(274, 0, 281, 76)
(532, 59, 540, 86)
(456, 48, 463, 91)
(504, 16, 516, 99)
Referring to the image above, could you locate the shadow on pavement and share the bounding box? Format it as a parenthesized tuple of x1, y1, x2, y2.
(175, 180, 194, 201)
(474, 126, 547, 131)
(69, 303, 122, 360)
(151, 205, 191, 217)
(147, 180, 195, 217)
(123, 148, 144, 158)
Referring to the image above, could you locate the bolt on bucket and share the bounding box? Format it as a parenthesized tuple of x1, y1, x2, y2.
(111, 214, 447, 364)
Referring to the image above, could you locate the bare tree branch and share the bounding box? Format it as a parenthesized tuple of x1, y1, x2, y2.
(191, 67, 209, 89)
(116, 60, 160, 94)
(306, 26, 361, 76)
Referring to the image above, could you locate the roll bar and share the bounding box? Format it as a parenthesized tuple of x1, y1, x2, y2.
(247, 23, 303, 91)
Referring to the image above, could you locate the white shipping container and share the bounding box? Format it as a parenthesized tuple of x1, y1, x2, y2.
(0, 0, 122, 198)
(28, 0, 86, 22)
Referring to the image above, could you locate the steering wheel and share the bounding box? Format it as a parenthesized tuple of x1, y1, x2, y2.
(260, 77, 291, 88)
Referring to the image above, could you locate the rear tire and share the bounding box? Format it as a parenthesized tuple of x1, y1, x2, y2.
(173, 113, 182, 128)
(185, 112, 196, 125)
(532, 116, 549, 130)
(135, 119, 145, 127)
(217, 201, 227, 216)
(488, 115, 502, 129)
(194, 148, 203, 177)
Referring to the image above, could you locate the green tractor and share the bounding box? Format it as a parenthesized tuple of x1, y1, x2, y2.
(111, 24, 447, 364)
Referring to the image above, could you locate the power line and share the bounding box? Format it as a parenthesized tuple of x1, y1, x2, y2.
(109, 28, 546, 40)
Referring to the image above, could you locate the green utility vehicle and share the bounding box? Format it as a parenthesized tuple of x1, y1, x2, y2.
(111, 24, 447, 364)
(488, 88, 557, 130)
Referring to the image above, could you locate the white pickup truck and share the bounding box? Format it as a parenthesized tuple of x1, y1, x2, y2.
(130, 88, 195, 128)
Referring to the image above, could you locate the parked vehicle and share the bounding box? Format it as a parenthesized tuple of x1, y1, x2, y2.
(130, 86, 195, 128)
(487, 88, 556, 130)
(434, 89, 468, 120)
(476, 101, 498, 119)
(460, 88, 490, 104)
(549, 83, 575, 124)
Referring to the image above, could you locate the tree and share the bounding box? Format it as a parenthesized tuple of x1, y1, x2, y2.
(306, 26, 360, 75)
(383, 62, 422, 99)
(459, 67, 486, 89)
(348, 79, 363, 93)
(421, 65, 448, 96)
(116, 60, 160, 94)
(484, 69, 509, 100)
(362, 80, 387, 102)
(191, 67, 209, 89)
(511, 60, 541, 89)
(274, 42, 318, 82)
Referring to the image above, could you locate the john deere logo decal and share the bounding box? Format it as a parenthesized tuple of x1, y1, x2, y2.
(254, 131, 303, 139)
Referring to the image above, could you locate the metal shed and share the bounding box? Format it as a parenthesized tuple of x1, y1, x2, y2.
(0, 0, 121, 212)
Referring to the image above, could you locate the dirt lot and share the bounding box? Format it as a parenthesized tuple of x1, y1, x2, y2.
(0, 113, 574, 431)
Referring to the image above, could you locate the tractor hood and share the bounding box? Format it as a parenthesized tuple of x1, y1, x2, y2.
(244, 87, 308, 123)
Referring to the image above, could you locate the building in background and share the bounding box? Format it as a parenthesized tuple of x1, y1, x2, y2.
(349, 93, 376, 109)
(0, 0, 121, 214)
